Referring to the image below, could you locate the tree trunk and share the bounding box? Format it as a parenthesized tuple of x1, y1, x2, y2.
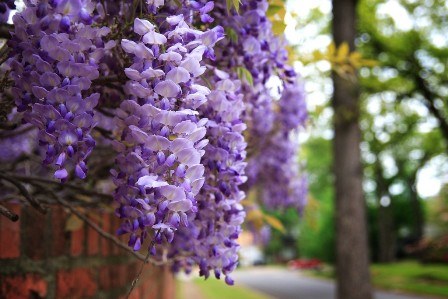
(378, 204, 396, 262)
(375, 165, 396, 263)
(332, 1, 372, 299)
(409, 177, 424, 243)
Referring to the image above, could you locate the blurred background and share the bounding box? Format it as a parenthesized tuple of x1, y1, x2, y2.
(176, 0, 448, 298)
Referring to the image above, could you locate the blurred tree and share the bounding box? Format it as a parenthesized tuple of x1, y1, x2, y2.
(429, 184, 448, 235)
(332, 0, 372, 298)
(298, 136, 335, 263)
(358, 0, 448, 148)
(357, 0, 448, 260)
(362, 99, 444, 262)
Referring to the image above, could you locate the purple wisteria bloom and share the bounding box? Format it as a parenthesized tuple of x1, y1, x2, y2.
(208, 0, 308, 212)
(9, 0, 113, 181)
(169, 71, 247, 285)
(113, 15, 222, 251)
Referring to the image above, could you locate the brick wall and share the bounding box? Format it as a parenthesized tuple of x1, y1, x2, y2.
(0, 203, 175, 299)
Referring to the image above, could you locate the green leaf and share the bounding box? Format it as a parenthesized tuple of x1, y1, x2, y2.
(267, 5, 283, 17)
(232, 0, 240, 13)
(226, 0, 240, 13)
(225, 27, 238, 43)
(236, 67, 254, 86)
(272, 21, 286, 35)
(263, 214, 286, 234)
(226, 0, 232, 13)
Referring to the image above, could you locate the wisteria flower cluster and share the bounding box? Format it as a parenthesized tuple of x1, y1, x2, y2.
(0, 0, 307, 285)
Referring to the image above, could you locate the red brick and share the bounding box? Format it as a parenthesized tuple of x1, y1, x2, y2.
(51, 206, 67, 256)
(70, 226, 84, 256)
(109, 264, 128, 288)
(0, 204, 21, 259)
(22, 206, 47, 260)
(1, 274, 47, 298)
(111, 217, 121, 255)
(100, 214, 111, 255)
(126, 262, 140, 282)
(87, 225, 99, 256)
(161, 266, 175, 299)
(128, 285, 141, 299)
(57, 268, 97, 298)
(99, 266, 111, 290)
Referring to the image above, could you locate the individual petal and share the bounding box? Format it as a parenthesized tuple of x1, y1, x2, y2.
(165, 67, 190, 84)
(191, 178, 205, 195)
(159, 185, 186, 202)
(166, 14, 184, 26)
(167, 199, 192, 213)
(142, 30, 167, 45)
(134, 18, 155, 35)
(54, 168, 68, 180)
(121, 39, 137, 54)
(134, 43, 154, 60)
(73, 113, 93, 128)
(136, 175, 169, 188)
(31, 86, 49, 99)
(141, 67, 164, 79)
(185, 164, 205, 181)
(180, 57, 205, 77)
(39, 72, 61, 87)
(173, 120, 196, 135)
(176, 148, 201, 166)
(187, 127, 206, 143)
(158, 52, 182, 63)
(124, 68, 143, 80)
(154, 80, 181, 98)
(170, 138, 194, 154)
(145, 135, 170, 151)
(154, 110, 183, 126)
(129, 125, 148, 143)
(167, 43, 187, 53)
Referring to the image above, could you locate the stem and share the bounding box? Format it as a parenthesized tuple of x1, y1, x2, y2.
(0, 203, 19, 222)
(53, 194, 169, 267)
(0, 173, 47, 214)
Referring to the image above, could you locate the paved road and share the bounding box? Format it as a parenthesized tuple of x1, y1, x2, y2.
(232, 268, 430, 299)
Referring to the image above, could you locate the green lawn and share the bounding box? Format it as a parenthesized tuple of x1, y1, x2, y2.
(311, 261, 448, 298)
(371, 261, 448, 297)
(176, 277, 270, 299)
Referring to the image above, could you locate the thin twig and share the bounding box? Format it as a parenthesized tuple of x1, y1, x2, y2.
(0, 173, 47, 214)
(5, 173, 113, 201)
(0, 125, 34, 139)
(126, 231, 161, 299)
(53, 195, 168, 266)
(0, 203, 19, 222)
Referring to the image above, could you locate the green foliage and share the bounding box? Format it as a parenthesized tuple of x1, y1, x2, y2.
(297, 137, 335, 263)
(428, 184, 448, 234)
(371, 262, 448, 297)
(290, 0, 448, 265)
(236, 67, 254, 86)
(264, 208, 300, 261)
(176, 278, 271, 299)
(357, 0, 448, 258)
(312, 261, 448, 297)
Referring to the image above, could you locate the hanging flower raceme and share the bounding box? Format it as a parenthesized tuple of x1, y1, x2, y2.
(9, 0, 113, 181)
(0, 0, 308, 287)
(205, 0, 308, 212)
(112, 16, 222, 252)
(169, 71, 247, 285)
